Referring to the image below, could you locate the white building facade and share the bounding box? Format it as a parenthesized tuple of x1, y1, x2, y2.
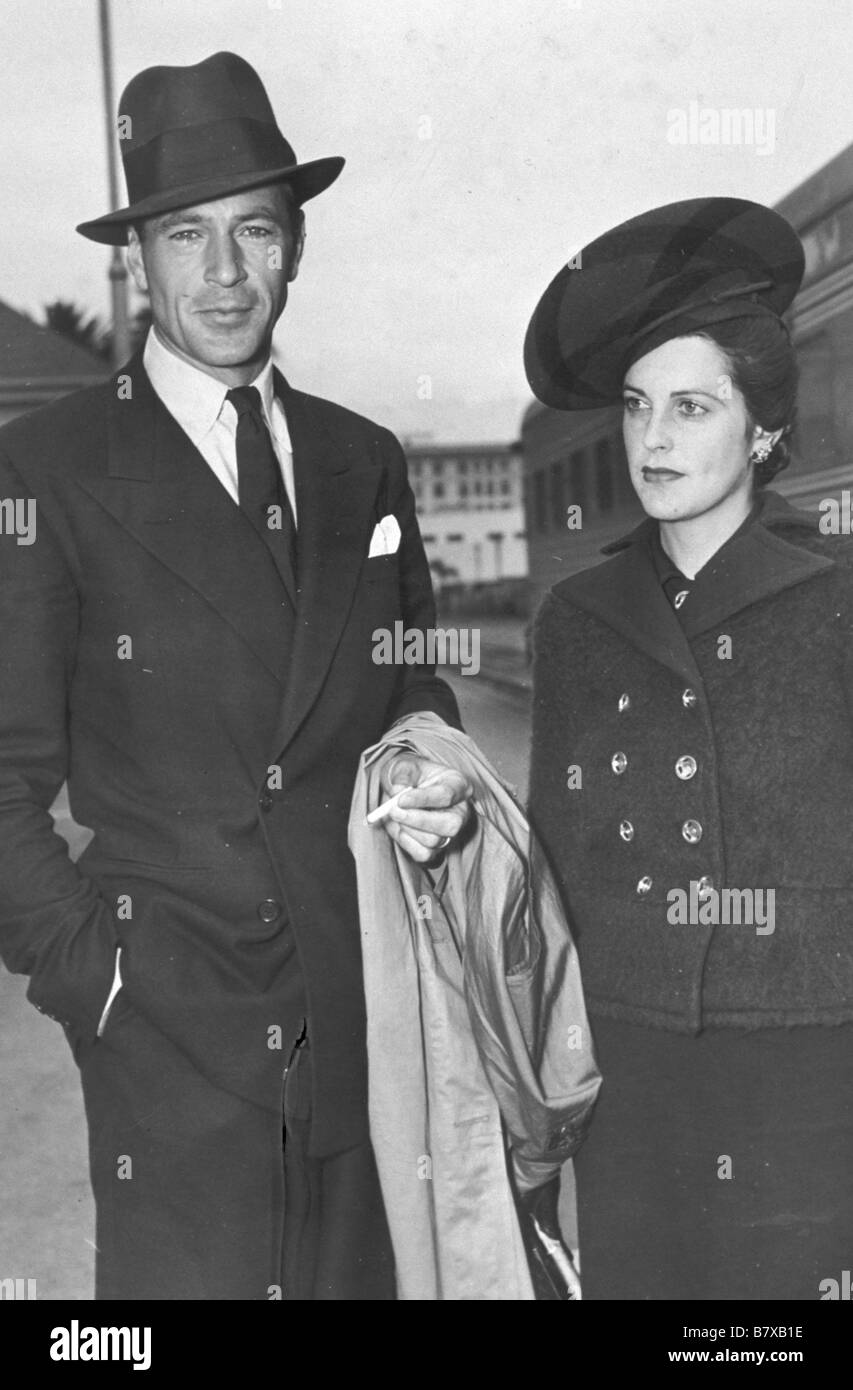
(404, 442, 528, 591)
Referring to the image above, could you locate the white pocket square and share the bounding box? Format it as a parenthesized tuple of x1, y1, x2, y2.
(368, 514, 401, 557)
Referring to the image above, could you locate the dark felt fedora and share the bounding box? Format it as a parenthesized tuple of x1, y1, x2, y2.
(524, 197, 805, 411)
(77, 51, 345, 245)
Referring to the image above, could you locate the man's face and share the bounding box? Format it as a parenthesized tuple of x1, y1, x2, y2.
(127, 185, 304, 384)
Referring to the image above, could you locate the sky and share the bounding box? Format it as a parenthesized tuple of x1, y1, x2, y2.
(0, 0, 850, 443)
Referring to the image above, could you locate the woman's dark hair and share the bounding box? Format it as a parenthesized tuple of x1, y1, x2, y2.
(697, 315, 799, 487)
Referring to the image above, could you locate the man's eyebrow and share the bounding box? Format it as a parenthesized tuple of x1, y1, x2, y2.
(151, 210, 206, 232)
(233, 204, 285, 222)
(622, 383, 722, 400)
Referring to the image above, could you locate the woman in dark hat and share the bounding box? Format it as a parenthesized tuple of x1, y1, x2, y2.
(525, 197, 853, 1301)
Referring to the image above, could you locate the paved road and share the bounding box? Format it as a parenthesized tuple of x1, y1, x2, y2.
(446, 671, 531, 797)
(0, 800, 94, 1300)
(0, 678, 577, 1300)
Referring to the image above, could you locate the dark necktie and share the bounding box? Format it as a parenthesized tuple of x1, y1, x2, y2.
(226, 385, 297, 598)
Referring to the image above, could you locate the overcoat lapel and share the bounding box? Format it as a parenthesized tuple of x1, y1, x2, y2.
(678, 510, 834, 638)
(563, 496, 835, 680)
(80, 355, 294, 686)
(271, 375, 386, 758)
(561, 524, 704, 684)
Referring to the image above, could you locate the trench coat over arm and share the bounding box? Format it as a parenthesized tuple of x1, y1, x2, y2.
(348, 711, 602, 1301)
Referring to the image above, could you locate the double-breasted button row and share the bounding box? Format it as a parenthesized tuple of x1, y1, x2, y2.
(619, 818, 703, 845)
(612, 752, 698, 779)
(257, 899, 282, 923)
(614, 689, 704, 894)
(618, 688, 699, 712)
(635, 871, 715, 898)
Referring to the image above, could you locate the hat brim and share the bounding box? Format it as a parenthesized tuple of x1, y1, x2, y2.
(76, 155, 345, 245)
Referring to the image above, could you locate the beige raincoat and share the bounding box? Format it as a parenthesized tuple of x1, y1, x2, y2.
(348, 712, 601, 1300)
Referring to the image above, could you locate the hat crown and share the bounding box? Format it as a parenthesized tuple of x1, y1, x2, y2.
(77, 50, 344, 245)
(119, 51, 279, 153)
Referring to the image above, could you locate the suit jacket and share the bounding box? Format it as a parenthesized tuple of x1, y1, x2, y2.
(0, 352, 459, 1155)
(529, 490, 853, 1033)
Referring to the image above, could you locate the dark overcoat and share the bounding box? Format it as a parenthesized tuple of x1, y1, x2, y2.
(529, 490, 853, 1033)
(0, 352, 458, 1162)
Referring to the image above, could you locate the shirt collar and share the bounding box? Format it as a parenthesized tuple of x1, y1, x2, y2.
(142, 327, 287, 447)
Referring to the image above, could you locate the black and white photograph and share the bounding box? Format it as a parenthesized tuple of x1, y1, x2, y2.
(0, 0, 851, 1354)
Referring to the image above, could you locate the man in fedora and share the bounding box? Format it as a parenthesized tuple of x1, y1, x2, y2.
(0, 51, 470, 1300)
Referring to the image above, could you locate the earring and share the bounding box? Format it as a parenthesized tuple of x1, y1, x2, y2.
(750, 444, 772, 464)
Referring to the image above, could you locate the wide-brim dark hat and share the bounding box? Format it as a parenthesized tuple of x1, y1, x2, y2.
(77, 51, 344, 245)
(524, 197, 805, 411)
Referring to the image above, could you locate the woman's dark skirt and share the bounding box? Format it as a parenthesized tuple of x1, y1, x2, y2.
(573, 1016, 853, 1300)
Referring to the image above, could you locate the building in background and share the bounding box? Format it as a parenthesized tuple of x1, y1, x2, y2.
(405, 441, 528, 609)
(522, 141, 853, 613)
(0, 300, 107, 426)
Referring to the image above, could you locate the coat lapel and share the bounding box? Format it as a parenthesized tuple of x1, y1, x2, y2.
(271, 374, 386, 758)
(678, 499, 834, 637)
(562, 493, 835, 679)
(562, 523, 704, 684)
(80, 355, 295, 686)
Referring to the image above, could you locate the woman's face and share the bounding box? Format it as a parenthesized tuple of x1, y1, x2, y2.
(622, 334, 759, 525)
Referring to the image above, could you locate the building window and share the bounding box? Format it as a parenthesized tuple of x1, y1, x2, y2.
(458, 460, 467, 475)
(533, 469, 547, 533)
(595, 438, 614, 513)
(459, 481, 468, 499)
(568, 450, 587, 513)
(447, 533, 463, 542)
(421, 534, 436, 544)
(500, 479, 510, 495)
(432, 460, 443, 476)
(434, 482, 445, 499)
(550, 460, 564, 529)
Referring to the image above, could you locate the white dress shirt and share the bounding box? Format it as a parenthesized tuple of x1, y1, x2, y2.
(142, 325, 298, 520)
(97, 327, 298, 1038)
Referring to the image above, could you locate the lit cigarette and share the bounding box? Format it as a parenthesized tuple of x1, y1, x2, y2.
(365, 770, 446, 825)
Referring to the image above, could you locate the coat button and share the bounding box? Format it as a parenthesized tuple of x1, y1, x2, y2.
(619, 819, 635, 842)
(257, 899, 281, 923)
(696, 875, 714, 900)
(682, 818, 703, 843)
(611, 751, 628, 775)
(636, 875, 653, 895)
(675, 755, 697, 780)
(682, 688, 698, 708)
(258, 792, 274, 812)
(618, 692, 631, 712)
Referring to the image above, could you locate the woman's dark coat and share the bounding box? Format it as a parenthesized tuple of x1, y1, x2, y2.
(529, 490, 853, 1032)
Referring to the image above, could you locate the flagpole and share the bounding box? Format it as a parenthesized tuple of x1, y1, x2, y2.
(98, 0, 130, 369)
